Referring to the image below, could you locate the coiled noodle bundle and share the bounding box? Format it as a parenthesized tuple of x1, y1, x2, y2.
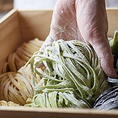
(25, 40, 109, 108)
(0, 65, 41, 105)
(2, 38, 44, 73)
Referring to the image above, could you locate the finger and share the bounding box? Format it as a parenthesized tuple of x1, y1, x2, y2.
(40, 35, 53, 50)
(91, 37, 117, 78)
(76, 0, 117, 77)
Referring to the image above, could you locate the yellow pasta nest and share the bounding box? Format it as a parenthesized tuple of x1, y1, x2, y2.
(0, 38, 44, 106)
(0, 64, 42, 106)
(2, 38, 44, 73)
(0, 100, 20, 107)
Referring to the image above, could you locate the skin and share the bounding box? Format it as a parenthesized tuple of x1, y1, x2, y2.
(41, 0, 117, 78)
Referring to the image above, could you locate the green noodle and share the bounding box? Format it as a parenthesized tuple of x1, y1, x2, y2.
(25, 40, 109, 108)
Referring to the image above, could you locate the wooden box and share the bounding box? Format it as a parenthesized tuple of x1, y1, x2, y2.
(0, 0, 13, 12)
(0, 9, 118, 118)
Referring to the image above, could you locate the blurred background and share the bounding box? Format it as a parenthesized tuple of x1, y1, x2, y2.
(0, 0, 118, 19)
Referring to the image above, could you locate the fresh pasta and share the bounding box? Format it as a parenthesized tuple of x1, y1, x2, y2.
(0, 38, 44, 106)
(25, 40, 109, 108)
(0, 100, 20, 106)
(0, 64, 42, 105)
(2, 38, 44, 73)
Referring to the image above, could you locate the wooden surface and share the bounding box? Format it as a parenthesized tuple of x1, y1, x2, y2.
(0, 9, 21, 74)
(107, 8, 118, 37)
(0, 0, 13, 12)
(0, 8, 118, 118)
(0, 106, 118, 118)
(18, 9, 53, 42)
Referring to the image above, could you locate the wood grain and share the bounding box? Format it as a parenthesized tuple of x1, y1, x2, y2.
(18, 9, 53, 42)
(107, 8, 118, 37)
(0, 106, 118, 118)
(0, 9, 21, 74)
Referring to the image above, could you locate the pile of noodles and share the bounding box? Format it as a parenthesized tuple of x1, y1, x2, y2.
(0, 65, 42, 105)
(25, 40, 109, 108)
(0, 38, 44, 106)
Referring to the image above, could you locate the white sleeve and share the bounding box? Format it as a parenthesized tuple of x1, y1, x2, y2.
(14, 0, 57, 9)
(105, 0, 118, 7)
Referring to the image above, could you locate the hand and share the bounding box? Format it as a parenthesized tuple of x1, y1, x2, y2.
(41, 0, 117, 78)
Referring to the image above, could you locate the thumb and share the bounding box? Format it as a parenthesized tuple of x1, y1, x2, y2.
(40, 35, 53, 50)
